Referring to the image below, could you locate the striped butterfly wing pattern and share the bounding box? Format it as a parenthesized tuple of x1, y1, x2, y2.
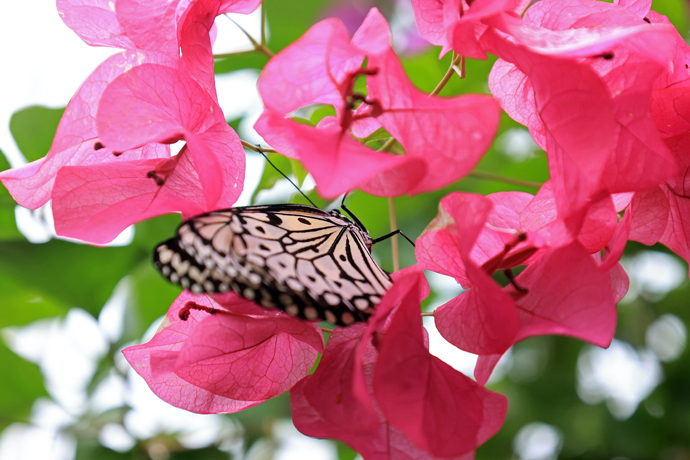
(153, 204, 393, 326)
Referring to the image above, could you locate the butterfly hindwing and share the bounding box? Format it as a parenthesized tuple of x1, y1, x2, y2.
(154, 204, 393, 326)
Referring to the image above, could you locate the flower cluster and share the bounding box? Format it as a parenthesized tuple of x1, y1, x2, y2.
(2, 0, 690, 458)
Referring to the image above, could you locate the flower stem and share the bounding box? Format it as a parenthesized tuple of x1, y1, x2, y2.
(222, 14, 275, 59)
(320, 327, 334, 334)
(388, 197, 399, 272)
(241, 140, 276, 153)
(468, 170, 543, 189)
(430, 52, 463, 96)
(421, 311, 435, 317)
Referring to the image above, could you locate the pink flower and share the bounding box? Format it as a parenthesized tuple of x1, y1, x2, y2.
(291, 268, 507, 458)
(2, 0, 262, 244)
(0, 52, 172, 212)
(416, 192, 622, 383)
(49, 63, 245, 244)
(411, 0, 530, 59)
(123, 291, 324, 413)
(255, 8, 500, 198)
(484, 0, 679, 215)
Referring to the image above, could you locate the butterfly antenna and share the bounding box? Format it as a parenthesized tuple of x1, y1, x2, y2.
(253, 144, 318, 208)
(340, 193, 368, 231)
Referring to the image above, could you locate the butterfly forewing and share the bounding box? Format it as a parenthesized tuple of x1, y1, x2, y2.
(153, 204, 393, 326)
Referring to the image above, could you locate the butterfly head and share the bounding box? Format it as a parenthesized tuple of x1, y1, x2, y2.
(329, 209, 373, 251)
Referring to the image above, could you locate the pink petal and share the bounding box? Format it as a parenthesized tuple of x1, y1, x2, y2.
(178, 0, 260, 98)
(615, 0, 652, 20)
(290, 325, 381, 448)
(257, 18, 365, 115)
(475, 242, 619, 382)
(160, 307, 324, 402)
(486, 10, 678, 212)
(292, 322, 475, 460)
(254, 111, 423, 198)
(373, 273, 508, 457)
(52, 136, 241, 244)
(97, 63, 224, 151)
(184, 122, 245, 207)
(488, 59, 545, 149)
(410, 0, 461, 55)
(122, 292, 262, 413)
(628, 186, 669, 245)
(116, 0, 182, 56)
(366, 48, 501, 195)
(659, 183, 690, 270)
(513, 242, 618, 347)
(600, 206, 632, 273)
(0, 52, 171, 209)
(350, 7, 393, 56)
(434, 263, 519, 355)
(57, 0, 137, 49)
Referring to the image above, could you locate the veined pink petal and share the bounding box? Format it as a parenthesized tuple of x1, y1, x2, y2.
(57, 0, 137, 49)
(476, 242, 619, 382)
(52, 137, 241, 244)
(160, 306, 323, 402)
(184, 122, 245, 207)
(254, 111, 423, 198)
(488, 59, 545, 149)
(512, 243, 617, 346)
(434, 263, 519, 355)
(97, 63, 224, 152)
(486, 8, 678, 213)
(352, 267, 430, 413)
(600, 207, 632, 273)
(290, 325, 380, 445)
(374, 272, 508, 457)
(366, 45, 501, 195)
(116, 0, 182, 56)
(257, 18, 365, 114)
(292, 322, 476, 460)
(410, 0, 461, 55)
(122, 292, 262, 414)
(0, 52, 171, 210)
(178, 0, 260, 98)
(628, 186, 669, 245)
(614, 0, 652, 19)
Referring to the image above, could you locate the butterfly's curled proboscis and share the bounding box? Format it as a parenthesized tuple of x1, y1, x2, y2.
(153, 204, 393, 326)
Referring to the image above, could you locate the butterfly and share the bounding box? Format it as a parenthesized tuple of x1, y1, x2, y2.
(153, 204, 394, 326)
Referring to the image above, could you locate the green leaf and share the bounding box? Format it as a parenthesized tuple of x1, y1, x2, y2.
(0, 240, 147, 317)
(262, 0, 333, 52)
(214, 52, 268, 74)
(10, 106, 64, 162)
(0, 342, 47, 430)
(0, 149, 22, 240)
(129, 262, 180, 337)
(0, 276, 64, 328)
(289, 159, 308, 187)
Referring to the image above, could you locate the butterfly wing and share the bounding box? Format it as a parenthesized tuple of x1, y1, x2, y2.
(154, 205, 392, 326)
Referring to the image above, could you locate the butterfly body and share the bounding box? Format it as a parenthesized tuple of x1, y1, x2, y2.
(154, 204, 393, 326)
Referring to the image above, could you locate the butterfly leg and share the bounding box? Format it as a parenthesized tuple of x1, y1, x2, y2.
(371, 229, 415, 247)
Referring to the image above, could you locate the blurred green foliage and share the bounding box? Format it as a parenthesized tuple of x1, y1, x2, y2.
(0, 0, 689, 459)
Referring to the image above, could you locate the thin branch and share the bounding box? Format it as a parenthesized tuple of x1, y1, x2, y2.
(241, 140, 276, 153)
(468, 170, 543, 189)
(430, 52, 463, 96)
(260, 5, 267, 46)
(388, 198, 399, 272)
(225, 14, 275, 59)
(378, 137, 398, 153)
